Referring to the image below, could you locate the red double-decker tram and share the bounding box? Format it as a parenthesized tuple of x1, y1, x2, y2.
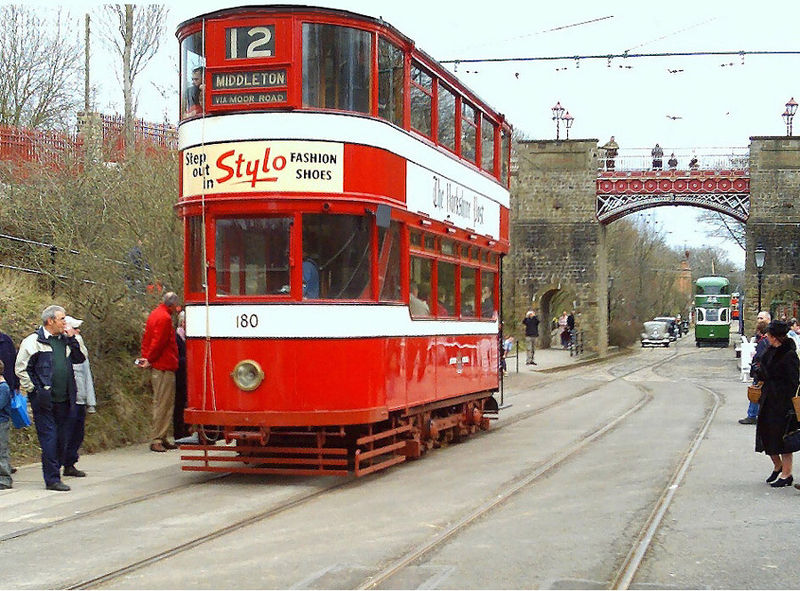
(176, 5, 511, 476)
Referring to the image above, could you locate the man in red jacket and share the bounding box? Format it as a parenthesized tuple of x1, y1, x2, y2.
(137, 292, 180, 452)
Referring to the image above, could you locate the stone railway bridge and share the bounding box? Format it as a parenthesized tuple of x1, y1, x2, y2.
(506, 137, 800, 355)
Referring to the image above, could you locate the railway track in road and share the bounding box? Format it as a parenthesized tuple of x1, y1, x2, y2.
(55, 343, 705, 590)
(356, 343, 723, 590)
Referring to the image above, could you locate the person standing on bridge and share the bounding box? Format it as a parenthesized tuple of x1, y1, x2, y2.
(522, 310, 540, 366)
(740, 311, 770, 424)
(667, 153, 678, 169)
(651, 143, 664, 169)
(754, 320, 800, 487)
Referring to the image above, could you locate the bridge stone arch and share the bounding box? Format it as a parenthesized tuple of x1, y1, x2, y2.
(505, 137, 800, 354)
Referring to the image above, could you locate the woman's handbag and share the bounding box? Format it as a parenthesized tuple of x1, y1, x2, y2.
(784, 425, 800, 453)
(747, 381, 763, 404)
(9, 391, 30, 429)
(792, 384, 800, 421)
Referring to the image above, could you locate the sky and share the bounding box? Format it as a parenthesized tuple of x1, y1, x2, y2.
(47, 0, 799, 269)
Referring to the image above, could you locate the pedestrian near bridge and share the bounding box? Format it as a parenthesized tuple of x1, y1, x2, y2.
(522, 310, 540, 366)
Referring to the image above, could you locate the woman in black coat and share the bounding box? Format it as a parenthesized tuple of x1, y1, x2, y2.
(755, 320, 800, 487)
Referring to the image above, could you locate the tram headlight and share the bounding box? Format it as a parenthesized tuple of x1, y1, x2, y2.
(231, 360, 264, 391)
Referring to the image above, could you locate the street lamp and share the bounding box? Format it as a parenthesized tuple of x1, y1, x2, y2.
(551, 101, 565, 140)
(564, 111, 574, 139)
(754, 242, 766, 312)
(783, 97, 797, 136)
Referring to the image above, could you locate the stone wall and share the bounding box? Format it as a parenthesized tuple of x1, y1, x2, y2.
(505, 139, 608, 355)
(745, 137, 800, 333)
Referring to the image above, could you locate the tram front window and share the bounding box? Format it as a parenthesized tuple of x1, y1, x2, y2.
(302, 23, 372, 114)
(302, 214, 371, 300)
(705, 309, 719, 322)
(215, 218, 291, 296)
(180, 31, 205, 119)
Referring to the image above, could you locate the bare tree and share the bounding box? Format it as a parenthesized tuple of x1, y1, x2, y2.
(99, 4, 168, 150)
(697, 210, 746, 251)
(0, 6, 81, 130)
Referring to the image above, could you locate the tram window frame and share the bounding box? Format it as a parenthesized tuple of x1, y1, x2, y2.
(441, 239, 455, 256)
(437, 84, 457, 153)
(215, 216, 292, 297)
(500, 128, 510, 186)
(436, 260, 457, 318)
(410, 63, 433, 138)
(481, 116, 496, 175)
(302, 23, 373, 114)
(423, 233, 436, 251)
(180, 30, 206, 120)
(480, 270, 497, 319)
(409, 255, 433, 317)
(301, 212, 373, 300)
(378, 37, 405, 127)
(460, 101, 477, 164)
(409, 231, 422, 248)
(187, 216, 205, 294)
(460, 265, 478, 318)
(378, 220, 403, 302)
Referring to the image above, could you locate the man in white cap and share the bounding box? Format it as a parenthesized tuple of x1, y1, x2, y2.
(62, 316, 95, 478)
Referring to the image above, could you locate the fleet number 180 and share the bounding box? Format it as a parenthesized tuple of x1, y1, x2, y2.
(235, 313, 259, 328)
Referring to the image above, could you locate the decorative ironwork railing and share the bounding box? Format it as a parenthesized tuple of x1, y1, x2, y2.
(598, 147, 749, 172)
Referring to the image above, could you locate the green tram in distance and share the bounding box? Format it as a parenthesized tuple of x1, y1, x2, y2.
(694, 276, 731, 347)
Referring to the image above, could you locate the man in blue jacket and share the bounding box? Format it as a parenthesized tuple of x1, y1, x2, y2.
(15, 305, 85, 491)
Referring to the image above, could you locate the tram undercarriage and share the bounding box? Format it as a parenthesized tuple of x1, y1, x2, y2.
(180, 392, 498, 477)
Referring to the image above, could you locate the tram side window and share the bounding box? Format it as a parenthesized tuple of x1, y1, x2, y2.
(409, 256, 432, 317)
(215, 218, 291, 296)
(461, 102, 477, 164)
(461, 266, 476, 317)
(378, 222, 402, 302)
(378, 38, 404, 127)
(500, 128, 510, 186)
(437, 261, 456, 317)
(180, 31, 206, 119)
(696, 309, 705, 322)
(410, 64, 432, 137)
(303, 214, 371, 299)
(188, 216, 205, 293)
(481, 116, 495, 174)
(720, 308, 728, 322)
(480, 270, 496, 318)
(302, 23, 372, 114)
(438, 85, 456, 152)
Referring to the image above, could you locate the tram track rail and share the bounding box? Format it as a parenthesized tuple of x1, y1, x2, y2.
(32, 342, 695, 589)
(58, 348, 680, 590)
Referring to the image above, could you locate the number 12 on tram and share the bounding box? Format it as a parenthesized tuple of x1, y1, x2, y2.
(176, 6, 512, 476)
(694, 276, 731, 347)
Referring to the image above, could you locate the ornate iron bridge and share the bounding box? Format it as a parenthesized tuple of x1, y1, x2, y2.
(595, 149, 750, 223)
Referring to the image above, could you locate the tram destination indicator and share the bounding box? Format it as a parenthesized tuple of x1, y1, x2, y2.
(212, 69, 287, 90)
(211, 91, 287, 106)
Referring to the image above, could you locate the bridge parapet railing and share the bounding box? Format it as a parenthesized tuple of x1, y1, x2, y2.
(598, 147, 749, 173)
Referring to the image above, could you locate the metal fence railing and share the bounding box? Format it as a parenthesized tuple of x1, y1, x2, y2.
(599, 147, 749, 172)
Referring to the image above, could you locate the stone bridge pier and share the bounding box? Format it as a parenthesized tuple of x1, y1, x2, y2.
(505, 139, 609, 355)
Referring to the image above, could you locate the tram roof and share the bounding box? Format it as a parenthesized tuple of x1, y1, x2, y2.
(176, 4, 510, 126)
(695, 276, 730, 285)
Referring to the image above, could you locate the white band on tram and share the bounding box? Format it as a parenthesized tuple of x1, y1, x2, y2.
(185, 304, 499, 339)
(178, 111, 510, 209)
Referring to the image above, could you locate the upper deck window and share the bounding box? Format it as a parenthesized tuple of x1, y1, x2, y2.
(461, 102, 477, 164)
(378, 38, 404, 127)
(481, 116, 495, 174)
(437, 85, 456, 152)
(180, 31, 206, 119)
(410, 63, 432, 137)
(500, 128, 510, 186)
(302, 23, 372, 114)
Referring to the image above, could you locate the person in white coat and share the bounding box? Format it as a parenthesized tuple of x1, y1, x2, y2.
(62, 316, 96, 478)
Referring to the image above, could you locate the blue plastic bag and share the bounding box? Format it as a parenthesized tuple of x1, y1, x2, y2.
(9, 391, 30, 429)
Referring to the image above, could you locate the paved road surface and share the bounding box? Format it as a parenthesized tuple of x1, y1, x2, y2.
(1, 334, 795, 589)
